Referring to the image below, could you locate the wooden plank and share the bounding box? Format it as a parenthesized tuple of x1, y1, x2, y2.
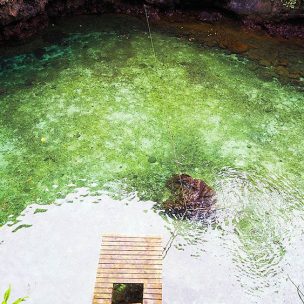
(99, 259, 162, 265)
(101, 245, 162, 251)
(99, 263, 162, 269)
(143, 293, 162, 300)
(93, 282, 162, 289)
(94, 282, 113, 289)
(102, 234, 161, 238)
(102, 236, 161, 242)
(95, 287, 162, 298)
(93, 287, 112, 294)
(144, 289, 162, 295)
(94, 294, 112, 299)
(101, 250, 162, 256)
(102, 241, 162, 247)
(93, 299, 111, 304)
(99, 255, 161, 260)
(96, 273, 161, 279)
(95, 278, 162, 284)
(98, 269, 162, 275)
(144, 283, 162, 289)
(143, 300, 162, 304)
(101, 241, 161, 246)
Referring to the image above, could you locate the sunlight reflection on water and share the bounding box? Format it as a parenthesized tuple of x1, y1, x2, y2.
(0, 180, 303, 303)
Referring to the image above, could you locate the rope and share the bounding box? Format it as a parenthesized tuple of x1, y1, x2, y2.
(144, 5, 157, 61)
(142, 5, 189, 258)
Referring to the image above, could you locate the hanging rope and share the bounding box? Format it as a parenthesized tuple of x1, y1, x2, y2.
(144, 4, 157, 61)
(143, 5, 189, 258)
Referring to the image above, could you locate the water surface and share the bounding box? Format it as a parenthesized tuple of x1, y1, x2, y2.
(0, 14, 304, 303)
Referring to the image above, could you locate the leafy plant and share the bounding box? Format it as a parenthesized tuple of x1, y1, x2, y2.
(1, 286, 27, 304)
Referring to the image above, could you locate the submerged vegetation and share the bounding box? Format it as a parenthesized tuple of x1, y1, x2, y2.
(0, 16, 303, 227)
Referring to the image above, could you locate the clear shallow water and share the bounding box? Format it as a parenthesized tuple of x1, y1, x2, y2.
(0, 15, 304, 303)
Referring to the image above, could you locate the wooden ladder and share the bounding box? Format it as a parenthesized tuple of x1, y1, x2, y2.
(92, 235, 163, 304)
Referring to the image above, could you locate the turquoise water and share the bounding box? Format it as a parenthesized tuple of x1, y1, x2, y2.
(0, 14, 304, 303)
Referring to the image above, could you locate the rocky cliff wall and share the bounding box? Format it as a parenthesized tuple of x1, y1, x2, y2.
(0, 0, 303, 43)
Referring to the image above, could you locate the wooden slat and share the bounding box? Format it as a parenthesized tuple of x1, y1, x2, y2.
(99, 263, 162, 269)
(94, 278, 162, 284)
(93, 287, 112, 294)
(99, 255, 161, 260)
(94, 287, 161, 295)
(102, 234, 161, 238)
(94, 282, 162, 289)
(101, 250, 162, 256)
(93, 300, 111, 304)
(95, 278, 162, 284)
(93, 293, 161, 300)
(94, 294, 111, 299)
(98, 268, 162, 275)
(94, 282, 113, 288)
(102, 241, 162, 247)
(96, 273, 161, 279)
(102, 245, 162, 251)
(99, 259, 162, 265)
(143, 293, 162, 300)
(102, 236, 161, 242)
(144, 283, 162, 289)
(144, 289, 162, 294)
(93, 235, 163, 303)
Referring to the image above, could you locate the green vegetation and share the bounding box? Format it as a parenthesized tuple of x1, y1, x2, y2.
(1, 286, 27, 304)
(1, 21, 303, 227)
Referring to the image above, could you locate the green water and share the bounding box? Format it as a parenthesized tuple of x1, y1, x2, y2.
(0, 15, 304, 300)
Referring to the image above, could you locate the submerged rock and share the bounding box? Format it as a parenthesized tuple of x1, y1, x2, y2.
(0, 87, 7, 95)
(218, 37, 250, 54)
(198, 11, 223, 23)
(42, 30, 67, 45)
(33, 47, 46, 59)
(162, 174, 216, 220)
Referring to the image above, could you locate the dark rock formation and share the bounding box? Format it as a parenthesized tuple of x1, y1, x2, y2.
(0, 13, 48, 42)
(0, 0, 48, 26)
(263, 20, 304, 38)
(198, 11, 223, 23)
(224, 0, 304, 22)
(162, 174, 216, 221)
(0, 0, 303, 43)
